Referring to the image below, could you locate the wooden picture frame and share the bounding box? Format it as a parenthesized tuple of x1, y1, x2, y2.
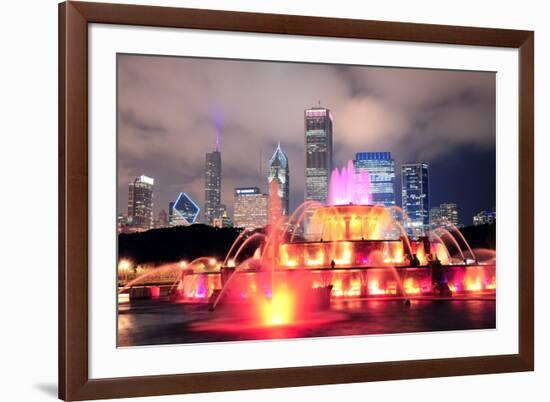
(59, 1, 534, 400)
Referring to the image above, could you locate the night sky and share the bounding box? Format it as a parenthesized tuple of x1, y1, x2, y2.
(117, 54, 496, 226)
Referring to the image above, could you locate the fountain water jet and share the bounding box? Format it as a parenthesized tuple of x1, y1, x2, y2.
(328, 160, 372, 206)
(118, 262, 181, 294)
(433, 227, 466, 262)
(210, 233, 266, 310)
(446, 224, 478, 261)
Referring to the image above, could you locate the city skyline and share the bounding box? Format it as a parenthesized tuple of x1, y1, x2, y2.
(117, 55, 496, 225)
(122, 145, 492, 232)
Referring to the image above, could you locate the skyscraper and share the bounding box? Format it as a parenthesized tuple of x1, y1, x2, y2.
(204, 149, 222, 225)
(172, 192, 200, 226)
(305, 106, 333, 204)
(127, 175, 154, 231)
(401, 163, 429, 236)
(268, 142, 290, 218)
(430, 203, 459, 229)
(233, 187, 268, 229)
(354, 152, 396, 207)
(439, 203, 459, 227)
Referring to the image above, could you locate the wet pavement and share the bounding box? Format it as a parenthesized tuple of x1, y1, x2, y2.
(118, 297, 496, 347)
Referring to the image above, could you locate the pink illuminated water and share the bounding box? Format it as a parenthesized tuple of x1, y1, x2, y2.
(328, 160, 372, 206)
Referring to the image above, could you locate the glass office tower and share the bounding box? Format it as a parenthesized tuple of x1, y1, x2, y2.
(172, 192, 201, 226)
(127, 175, 154, 231)
(304, 107, 333, 204)
(354, 152, 396, 207)
(401, 163, 430, 236)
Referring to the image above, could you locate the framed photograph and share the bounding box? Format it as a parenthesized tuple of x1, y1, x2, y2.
(59, 1, 534, 400)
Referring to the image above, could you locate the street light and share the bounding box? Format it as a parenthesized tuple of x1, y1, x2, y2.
(119, 259, 131, 270)
(118, 259, 132, 283)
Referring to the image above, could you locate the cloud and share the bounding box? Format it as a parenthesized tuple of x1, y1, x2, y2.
(117, 55, 495, 217)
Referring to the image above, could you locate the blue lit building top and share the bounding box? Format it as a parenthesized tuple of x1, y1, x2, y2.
(173, 192, 200, 225)
(355, 152, 392, 161)
(269, 142, 288, 169)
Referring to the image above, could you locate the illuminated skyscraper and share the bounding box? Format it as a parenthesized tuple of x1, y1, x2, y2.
(172, 192, 200, 226)
(304, 107, 333, 204)
(204, 149, 222, 225)
(430, 203, 459, 229)
(127, 175, 154, 231)
(354, 152, 396, 207)
(268, 142, 290, 219)
(401, 163, 429, 236)
(233, 187, 268, 229)
(439, 203, 459, 227)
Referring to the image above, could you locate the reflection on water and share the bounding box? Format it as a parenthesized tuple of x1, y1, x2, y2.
(118, 297, 495, 347)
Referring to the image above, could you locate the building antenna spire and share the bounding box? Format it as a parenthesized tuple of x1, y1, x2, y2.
(215, 128, 220, 152)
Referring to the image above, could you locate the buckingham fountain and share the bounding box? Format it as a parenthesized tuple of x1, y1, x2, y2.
(119, 161, 496, 332)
